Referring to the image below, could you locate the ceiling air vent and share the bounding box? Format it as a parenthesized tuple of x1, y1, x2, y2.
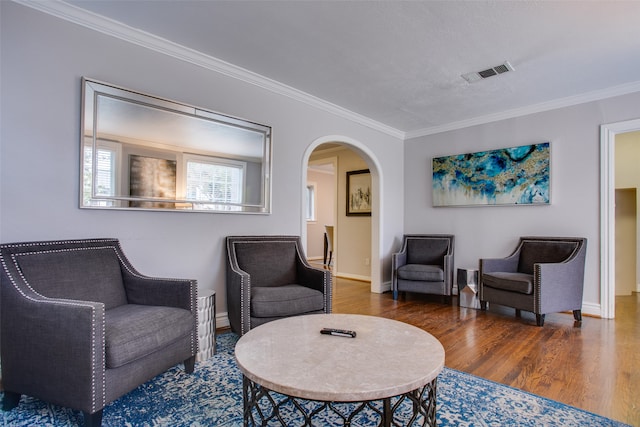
(462, 61, 514, 83)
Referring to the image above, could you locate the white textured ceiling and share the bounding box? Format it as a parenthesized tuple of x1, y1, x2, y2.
(54, 1, 640, 136)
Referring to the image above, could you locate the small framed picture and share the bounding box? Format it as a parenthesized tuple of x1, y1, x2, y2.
(346, 169, 371, 216)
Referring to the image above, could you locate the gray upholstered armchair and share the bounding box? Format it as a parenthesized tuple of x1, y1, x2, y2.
(392, 234, 455, 301)
(226, 235, 332, 335)
(479, 236, 587, 326)
(0, 238, 198, 427)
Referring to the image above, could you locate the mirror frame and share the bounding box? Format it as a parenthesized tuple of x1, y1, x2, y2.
(80, 77, 272, 214)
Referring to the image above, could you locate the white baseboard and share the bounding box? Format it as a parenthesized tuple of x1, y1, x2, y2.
(335, 272, 371, 282)
(380, 281, 392, 293)
(581, 302, 601, 318)
(216, 312, 230, 330)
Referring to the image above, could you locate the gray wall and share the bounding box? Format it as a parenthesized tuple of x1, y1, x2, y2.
(4, 2, 640, 321)
(0, 2, 405, 326)
(404, 91, 640, 314)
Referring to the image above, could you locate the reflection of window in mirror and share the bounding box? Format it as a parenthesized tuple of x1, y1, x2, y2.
(81, 78, 271, 213)
(83, 139, 121, 207)
(306, 182, 317, 221)
(184, 154, 246, 211)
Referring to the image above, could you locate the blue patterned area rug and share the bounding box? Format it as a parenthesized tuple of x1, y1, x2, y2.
(0, 333, 629, 427)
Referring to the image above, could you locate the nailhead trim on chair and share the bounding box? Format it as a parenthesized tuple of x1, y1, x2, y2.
(534, 264, 541, 314)
(524, 237, 582, 317)
(243, 275, 250, 335)
(192, 285, 198, 355)
(1, 238, 200, 412)
(227, 236, 332, 335)
(0, 246, 106, 412)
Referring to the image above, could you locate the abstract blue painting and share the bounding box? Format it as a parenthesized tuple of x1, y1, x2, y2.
(432, 143, 550, 206)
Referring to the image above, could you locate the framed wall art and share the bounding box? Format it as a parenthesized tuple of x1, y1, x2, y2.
(129, 155, 177, 209)
(432, 142, 550, 207)
(346, 169, 371, 216)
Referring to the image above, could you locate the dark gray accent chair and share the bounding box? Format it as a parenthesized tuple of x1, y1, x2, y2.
(226, 235, 332, 335)
(0, 238, 198, 427)
(392, 234, 455, 301)
(479, 236, 587, 327)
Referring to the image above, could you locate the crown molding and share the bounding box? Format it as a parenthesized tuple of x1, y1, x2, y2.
(405, 80, 640, 139)
(14, 0, 640, 142)
(14, 0, 406, 140)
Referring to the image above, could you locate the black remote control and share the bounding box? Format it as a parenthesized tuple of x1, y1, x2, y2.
(320, 328, 356, 338)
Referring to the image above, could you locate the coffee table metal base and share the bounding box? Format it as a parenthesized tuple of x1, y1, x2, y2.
(242, 376, 437, 427)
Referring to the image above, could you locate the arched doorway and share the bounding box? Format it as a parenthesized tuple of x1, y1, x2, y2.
(301, 136, 384, 293)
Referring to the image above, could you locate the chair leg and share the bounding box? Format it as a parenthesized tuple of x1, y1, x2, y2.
(536, 314, 545, 327)
(392, 290, 399, 300)
(83, 409, 103, 427)
(480, 301, 487, 310)
(515, 309, 522, 318)
(323, 234, 328, 265)
(184, 355, 196, 374)
(573, 310, 582, 322)
(2, 391, 21, 411)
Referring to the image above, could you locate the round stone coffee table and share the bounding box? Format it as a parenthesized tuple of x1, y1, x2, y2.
(235, 313, 445, 426)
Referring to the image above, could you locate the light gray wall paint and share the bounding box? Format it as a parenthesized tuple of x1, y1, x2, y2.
(0, 3, 404, 322)
(404, 91, 640, 313)
(4, 2, 640, 320)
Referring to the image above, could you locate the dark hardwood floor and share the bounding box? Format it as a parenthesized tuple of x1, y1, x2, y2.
(330, 276, 639, 426)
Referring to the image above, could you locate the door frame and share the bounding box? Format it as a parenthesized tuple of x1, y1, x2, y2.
(301, 135, 384, 293)
(600, 118, 640, 318)
(307, 156, 338, 270)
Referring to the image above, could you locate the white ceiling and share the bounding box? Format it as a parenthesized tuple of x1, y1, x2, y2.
(36, 1, 640, 138)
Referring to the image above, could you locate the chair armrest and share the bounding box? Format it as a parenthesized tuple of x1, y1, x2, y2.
(391, 250, 408, 295)
(296, 263, 326, 292)
(393, 251, 408, 269)
(297, 263, 332, 313)
(1, 291, 106, 413)
(479, 255, 519, 301)
(480, 256, 519, 274)
(122, 272, 197, 313)
(226, 260, 251, 335)
(443, 253, 454, 293)
(535, 258, 586, 312)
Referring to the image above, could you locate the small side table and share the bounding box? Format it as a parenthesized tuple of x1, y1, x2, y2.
(458, 268, 481, 309)
(196, 289, 216, 361)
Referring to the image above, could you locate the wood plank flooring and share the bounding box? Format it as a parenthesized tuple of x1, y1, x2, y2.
(331, 276, 639, 426)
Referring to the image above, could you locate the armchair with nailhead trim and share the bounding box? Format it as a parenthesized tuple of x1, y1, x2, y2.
(479, 236, 587, 326)
(226, 235, 332, 336)
(392, 234, 455, 302)
(0, 238, 198, 427)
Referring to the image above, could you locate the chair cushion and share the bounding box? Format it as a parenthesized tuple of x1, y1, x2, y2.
(233, 241, 298, 287)
(397, 264, 444, 282)
(251, 284, 324, 318)
(406, 239, 450, 265)
(105, 304, 195, 368)
(518, 240, 577, 275)
(482, 272, 533, 294)
(14, 247, 128, 310)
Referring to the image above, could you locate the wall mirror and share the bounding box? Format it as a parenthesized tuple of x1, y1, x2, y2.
(81, 78, 271, 213)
